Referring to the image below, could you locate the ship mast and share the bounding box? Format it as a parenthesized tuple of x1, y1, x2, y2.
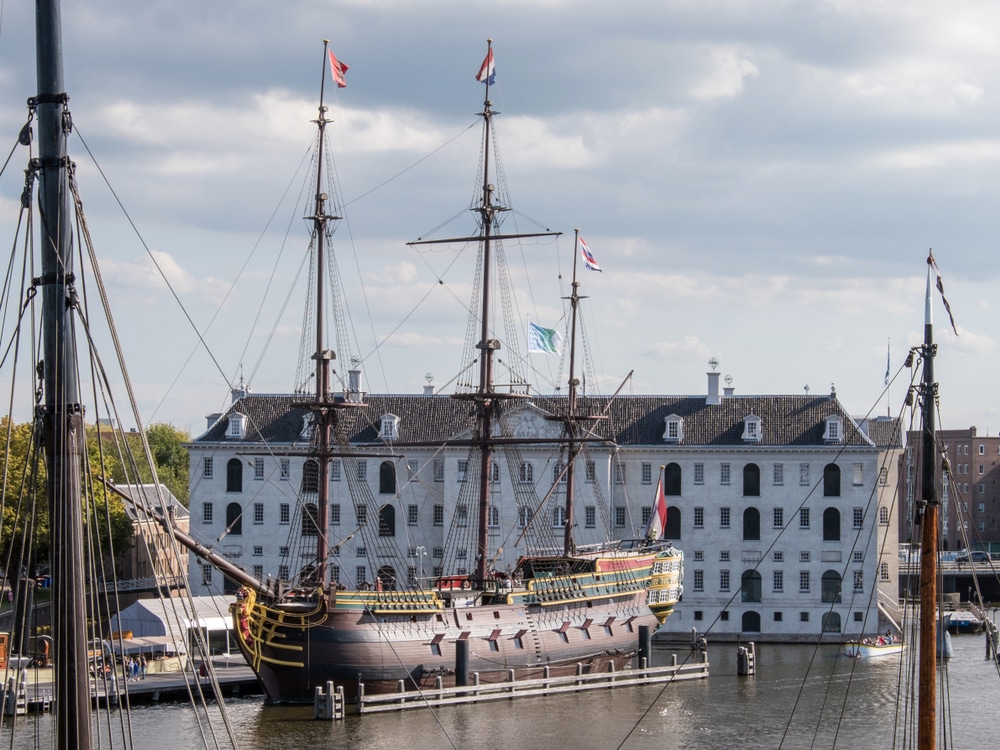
(34, 0, 91, 746)
(408, 39, 559, 586)
(915, 256, 939, 750)
(561, 230, 586, 555)
(303, 40, 342, 588)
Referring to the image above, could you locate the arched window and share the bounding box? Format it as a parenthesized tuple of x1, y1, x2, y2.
(553, 507, 567, 527)
(376, 565, 397, 592)
(518, 507, 532, 528)
(823, 464, 841, 497)
(378, 505, 396, 537)
(300, 459, 319, 494)
(379, 461, 396, 494)
(226, 458, 243, 493)
(488, 506, 500, 528)
(664, 463, 682, 496)
(664, 507, 682, 540)
(226, 502, 243, 536)
(741, 611, 761, 633)
(879, 506, 890, 525)
(822, 611, 842, 633)
(519, 462, 534, 483)
(301, 502, 318, 536)
(743, 507, 761, 541)
(823, 507, 841, 541)
(821, 570, 842, 603)
(741, 570, 762, 602)
(743, 464, 761, 497)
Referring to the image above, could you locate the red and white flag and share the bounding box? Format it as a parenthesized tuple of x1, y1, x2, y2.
(646, 474, 668, 540)
(328, 49, 349, 88)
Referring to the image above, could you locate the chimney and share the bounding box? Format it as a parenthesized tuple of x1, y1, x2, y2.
(423, 384, 435, 396)
(348, 369, 363, 403)
(707, 372, 721, 405)
(723, 385, 735, 398)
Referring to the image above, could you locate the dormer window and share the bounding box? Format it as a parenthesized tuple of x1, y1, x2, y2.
(226, 412, 246, 440)
(300, 412, 314, 441)
(380, 414, 400, 441)
(663, 415, 684, 443)
(824, 416, 842, 443)
(742, 415, 762, 443)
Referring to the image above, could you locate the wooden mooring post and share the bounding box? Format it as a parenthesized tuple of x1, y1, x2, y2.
(314, 681, 345, 720)
(737, 642, 756, 676)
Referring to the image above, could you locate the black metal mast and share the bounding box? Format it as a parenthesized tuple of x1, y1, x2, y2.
(35, 0, 90, 746)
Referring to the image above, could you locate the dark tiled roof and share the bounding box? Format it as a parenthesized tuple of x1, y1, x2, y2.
(855, 416, 903, 449)
(193, 392, 896, 450)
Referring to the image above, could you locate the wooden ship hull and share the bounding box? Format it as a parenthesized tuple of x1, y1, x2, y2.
(231, 545, 683, 703)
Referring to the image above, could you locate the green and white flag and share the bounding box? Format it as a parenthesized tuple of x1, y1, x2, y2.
(528, 321, 563, 355)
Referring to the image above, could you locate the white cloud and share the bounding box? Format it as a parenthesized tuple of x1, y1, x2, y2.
(690, 47, 759, 101)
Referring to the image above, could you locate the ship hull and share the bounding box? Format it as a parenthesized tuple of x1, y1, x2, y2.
(232, 547, 682, 703)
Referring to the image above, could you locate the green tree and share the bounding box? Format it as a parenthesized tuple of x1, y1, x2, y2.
(145, 423, 190, 506)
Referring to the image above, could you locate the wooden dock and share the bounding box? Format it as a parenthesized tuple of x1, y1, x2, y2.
(353, 652, 710, 716)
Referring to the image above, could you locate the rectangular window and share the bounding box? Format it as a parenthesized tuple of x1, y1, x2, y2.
(853, 507, 863, 529)
(202, 503, 214, 524)
(693, 550, 704, 561)
(203, 457, 214, 479)
(614, 462, 626, 484)
(408, 504, 419, 525)
(641, 463, 652, 484)
(356, 504, 367, 526)
(773, 508, 784, 528)
(853, 571, 863, 592)
(253, 564, 264, 580)
(800, 551, 810, 562)
(357, 460, 367, 481)
(773, 463, 784, 485)
(693, 570, 704, 591)
(853, 463, 863, 485)
(279, 458, 290, 480)
(878, 467, 888, 486)
(456, 505, 468, 527)
(641, 506, 652, 527)
(799, 571, 810, 593)
(720, 463, 731, 485)
(614, 506, 627, 528)
(773, 551, 783, 562)
(799, 508, 810, 529)
(433, 459, 444, 482)
(774, 612, 784, 622)
(853, 611, 863, 623)
(279, 503, 290, 524)
(799, 463, 810, 486)
(720, 507, 731, 528)
(202, 565, 212, 586)
(979, 502, 986, 513)
(853, 551, 864, 563)
(773, 570, 784, 592)
(253, 458, 265, 480)
(356, 566, 367, 586)
(356, 546, 367, 557)
(720, 550, 730, 562)
(457, 459, 468, 482)
(980, 465, 985, 475)
(330, 459, 341, 481)
(800, 612, 809, 623)
(693, 507, 704, 528)
(720, 570, 730, 592)
(253, 503, 264, 524)
(331, 564, 341, 584)
(694, 463, 705, 485)
(330, 503, 341, 526)
(585, 461, 596, 483)
(279, 546, 289, 556)
(406, 460, 418, 479)
(433, 505, 444, 526)
(585, 506, 596, 529)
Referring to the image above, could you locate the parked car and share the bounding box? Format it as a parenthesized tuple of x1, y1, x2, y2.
(955, 551, 990, 563)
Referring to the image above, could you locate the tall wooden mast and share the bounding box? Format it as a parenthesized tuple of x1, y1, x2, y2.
(35, 1, 91, 746)
(916, 256, 938, 750)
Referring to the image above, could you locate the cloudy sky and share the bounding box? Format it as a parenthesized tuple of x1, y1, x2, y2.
(1, 1, 998, 437)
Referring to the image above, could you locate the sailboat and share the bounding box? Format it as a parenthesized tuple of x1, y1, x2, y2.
(172, 40, 683, 704)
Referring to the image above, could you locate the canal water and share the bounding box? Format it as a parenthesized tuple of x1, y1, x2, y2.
(6, 633, 999, 749)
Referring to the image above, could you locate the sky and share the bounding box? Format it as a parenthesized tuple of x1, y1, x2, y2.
(1, 0, 999, 438)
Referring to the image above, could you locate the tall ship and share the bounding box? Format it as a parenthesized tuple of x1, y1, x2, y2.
(174, 40, 684, 703)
